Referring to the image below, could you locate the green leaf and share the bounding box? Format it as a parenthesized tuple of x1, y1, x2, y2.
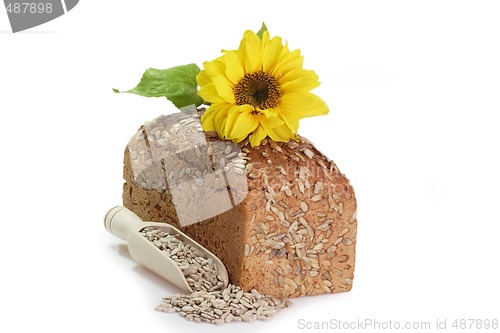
(256, 22, 268, 40)
(114, 63, 204, 108)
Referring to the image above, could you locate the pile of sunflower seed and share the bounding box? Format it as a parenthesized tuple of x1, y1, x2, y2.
(156, 284, 292, 324)
(141, 227, 225, 292)
(140, 227, 291, 324)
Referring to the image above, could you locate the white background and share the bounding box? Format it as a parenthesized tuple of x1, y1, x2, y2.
(1, 1, 499, 332)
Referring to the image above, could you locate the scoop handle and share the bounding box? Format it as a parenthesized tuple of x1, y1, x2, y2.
(104, 206, 144, 240)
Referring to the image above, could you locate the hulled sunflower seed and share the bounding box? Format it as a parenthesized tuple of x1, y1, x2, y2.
(311, 194, 322, 202)
(303, 149, 314, 159)
(342, 238, 353, 245)
(314, 181, 323, 194)
(276, 165, 287, 175)
(337, 255, 349, 262)
(194, 145, 201, 158)
(350, 209, 357, 223)
(339, 228, 350, 236)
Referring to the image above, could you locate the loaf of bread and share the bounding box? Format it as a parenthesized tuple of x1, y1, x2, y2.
(122, 111, 357, 298)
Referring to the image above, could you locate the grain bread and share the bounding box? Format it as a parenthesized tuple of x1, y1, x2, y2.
(122, 112, 357, 298)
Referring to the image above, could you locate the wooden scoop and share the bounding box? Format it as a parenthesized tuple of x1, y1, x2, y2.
(104, 206, 229, 293)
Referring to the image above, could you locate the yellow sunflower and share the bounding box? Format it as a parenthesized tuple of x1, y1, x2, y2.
(197, 30, 329, 147)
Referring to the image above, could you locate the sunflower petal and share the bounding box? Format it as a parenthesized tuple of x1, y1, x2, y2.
(201, 107, 217, 131)
(280, 41, 290, 58)
(249, 125, 267, 147)
(243, 30, 263, 73)
(198, 83, 226, 104)
(280, 77, 320, 94)
(224, 51, 244, 84)
(278, 69, 319, 90)
(261, 31, 270, 43)
(203, 56, 226, 78)
(274, 53, 304, 77)
(280, 113, 300, 133)
(266, 123, 294, 142)
(219, 119, 228, 138)
(229, 106, 259, 139)
(196, 70, 212, 87)
(301, 93, 329, 117)
(259, 108, 279, 119)
(214, 104, 231, 137)
(212, 75, 235, 103)
(259, 111, 285, 129)
(279, 92, 329, 118)
(263, 36, 283, 72)
(223, 105, 241, 138)
(279, 68, 318, 83)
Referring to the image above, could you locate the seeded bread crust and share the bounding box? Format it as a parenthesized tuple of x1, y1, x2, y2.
(123, 126, 357, 298)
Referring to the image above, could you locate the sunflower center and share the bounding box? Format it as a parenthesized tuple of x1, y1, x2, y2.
(234, 71, 280, 109)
